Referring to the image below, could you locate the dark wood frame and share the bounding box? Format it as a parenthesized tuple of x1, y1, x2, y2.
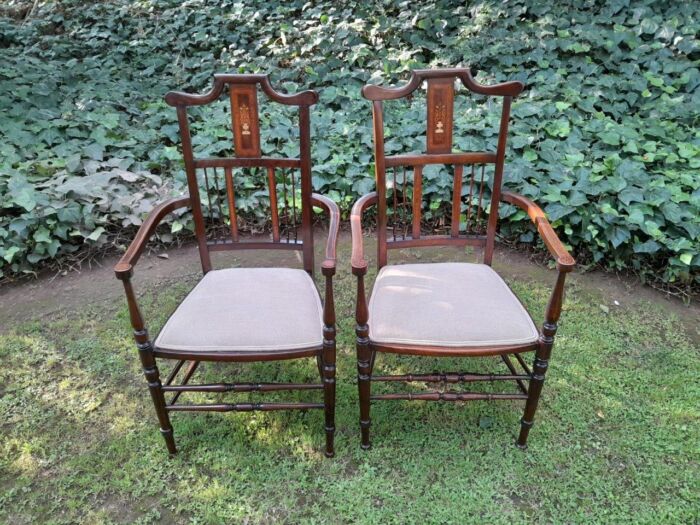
(114, 73, 340, 457)
(351, 68, 575, 449)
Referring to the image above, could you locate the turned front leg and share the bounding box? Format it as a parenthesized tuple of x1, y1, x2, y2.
(355, 273, 373, 450)
(321, 272, 336, 458)
(120, 275, 176, 454)
(517, 270, 566, 449)
(138, 335, 177, 455)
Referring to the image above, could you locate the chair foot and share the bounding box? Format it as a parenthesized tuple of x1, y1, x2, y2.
(516, 417, 533, 449)
(324, 425, 335, 458)
(161, 428, 177, 455)
(360, 419, 371, 450)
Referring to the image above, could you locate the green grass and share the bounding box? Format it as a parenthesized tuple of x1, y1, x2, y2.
(1, 256, 698, 524)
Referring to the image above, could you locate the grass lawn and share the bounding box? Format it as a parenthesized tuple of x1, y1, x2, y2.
(0, 241, 698, 524)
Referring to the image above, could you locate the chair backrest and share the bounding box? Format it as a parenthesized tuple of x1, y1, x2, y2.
(362, 68, 524, 268)
(165, 74, 318, 274)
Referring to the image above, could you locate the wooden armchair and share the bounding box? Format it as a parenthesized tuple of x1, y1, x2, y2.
(351, 68, 575, 449)
(114, 74, 340, 457)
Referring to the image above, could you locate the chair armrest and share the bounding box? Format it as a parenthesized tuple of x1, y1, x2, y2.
(114, 196, 191, 280)
(311, 193, 340, 275)
(350, 192, 378, 276)
(501, 191, 575, 273)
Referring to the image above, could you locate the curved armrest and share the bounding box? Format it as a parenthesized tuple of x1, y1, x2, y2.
(114, 196, 191, 279)
(502, 191, 575, 273)
(311, 193, 340, 275)
(350, 192, 378, 275)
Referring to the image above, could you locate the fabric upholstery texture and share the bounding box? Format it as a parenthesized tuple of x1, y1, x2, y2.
(154, 267, 323, 352)
(368, 263, 539, 347)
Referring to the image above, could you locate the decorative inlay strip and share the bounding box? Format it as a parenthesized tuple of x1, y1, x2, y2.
(229, 84, 261, 157)
(426, 78, 454, 154)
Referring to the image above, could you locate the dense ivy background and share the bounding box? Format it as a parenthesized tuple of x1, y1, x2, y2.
(0, 0, 698, 291)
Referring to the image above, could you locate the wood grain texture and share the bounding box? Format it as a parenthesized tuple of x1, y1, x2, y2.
(230, 83, 261, 157)
(311, 192, 340, 274)
(114, 196, 190, 278)
(501, 191, 576, 271)
(426, 78, 454, 154)
(384, 152, 496, 167)
(350, 191, 378, 275)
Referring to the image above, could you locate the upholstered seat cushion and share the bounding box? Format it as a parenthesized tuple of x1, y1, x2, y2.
(368, 263, 539, 348)
(154, 268, 323, 352)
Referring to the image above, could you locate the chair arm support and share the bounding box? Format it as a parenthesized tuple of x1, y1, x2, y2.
(311, 193, 340, 276)
(350, 192, 378, 276)
(114, 196, 191, 280)
(501, 191, 576, 273)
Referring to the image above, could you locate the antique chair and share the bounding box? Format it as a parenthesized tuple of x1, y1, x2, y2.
(114, 74, 339, 457)
(351, 68, 575, 449)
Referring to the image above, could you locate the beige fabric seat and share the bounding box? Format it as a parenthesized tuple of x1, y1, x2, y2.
(155, 268, 323, 352)
(368, 263, 539, 348)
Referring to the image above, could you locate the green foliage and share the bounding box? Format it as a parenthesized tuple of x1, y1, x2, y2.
(1, 0, 698, 288)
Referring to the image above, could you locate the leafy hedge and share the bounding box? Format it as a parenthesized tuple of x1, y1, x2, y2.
(1, 0, 698, 290)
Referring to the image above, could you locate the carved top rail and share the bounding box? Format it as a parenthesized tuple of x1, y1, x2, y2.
(164, 73, 318, 107)
(360, 68, 524, 100)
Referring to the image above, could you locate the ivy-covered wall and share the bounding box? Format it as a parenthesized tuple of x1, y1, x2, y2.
(0, 0, 698, 291)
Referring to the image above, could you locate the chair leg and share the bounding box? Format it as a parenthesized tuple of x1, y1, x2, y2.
(322, 325, 336, 458)
(138, 340, 177, 455)
(517, 322, 555, 449)
(356, 328, 373, 450)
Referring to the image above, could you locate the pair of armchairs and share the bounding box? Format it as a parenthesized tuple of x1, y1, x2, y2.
(115, 69, 575, 458)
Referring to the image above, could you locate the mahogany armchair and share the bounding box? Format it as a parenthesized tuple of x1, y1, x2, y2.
(351, 68, 575, 449)
(114, 74, 339, 457)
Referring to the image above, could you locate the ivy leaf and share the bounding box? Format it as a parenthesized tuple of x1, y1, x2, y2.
(523, 149, 538, 162)
(599, 132, 620, 146)
(634, 240, 661, 253)
(2, 246, 20, 263)
(84, 143, 104, 161)
(677, 143, 697, 159)
(610, 227, 631, 248)
(8, 177, 37, 211)
(33, 227, 51, 243)
(86, 227, 105, 241)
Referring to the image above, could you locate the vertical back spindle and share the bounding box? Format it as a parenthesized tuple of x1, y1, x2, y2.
(402, 168, 408, 239)
(267, 167, 280, 242)
(282, 169, 290, 242)
(476, 164, 486, 232)
(451, 165, 463, 237)
(291, 171, 298, 242)
(224, 167, 239, 242)
(391, 168, 398, 241)
(465, 164, 475, 234)
(412, 166, 423, 239)
(202, 168, 214, 229)
(212, 168, 225, 233)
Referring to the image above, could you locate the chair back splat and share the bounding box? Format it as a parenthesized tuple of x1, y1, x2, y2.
(165, 74, 319, 274)
(361, 68, 524, 267)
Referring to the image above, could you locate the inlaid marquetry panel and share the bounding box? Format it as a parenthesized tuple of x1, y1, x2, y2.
(426, 78, 454, 154)
(229, 84, 261, 157)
